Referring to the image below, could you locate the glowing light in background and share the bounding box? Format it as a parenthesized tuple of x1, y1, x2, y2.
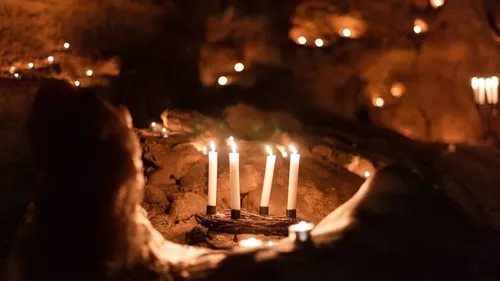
(13, 73, 20, 79)
(297, 36, 307, 45)
(218, 76, 228, 86)
(239, 237, 263, 248)
(28, 62, 34, 69)
(276, 145, 288, 158)
(63, 42, 70, 49)
(341, 28, 352, 38)
(234, 62, 245, 72)
(47, 56, 54, 63)
(86, 69, 93, 77)
(374, 97, 385, 108)
(364, 171, 371, 178)
(430, 0, 445, 9)
(9, 66, 16, 74)
(391, 82, 405, 98)
(413, 19, 428, 34)
(315, 38, 324, 47)
(74, 80, 80, 87)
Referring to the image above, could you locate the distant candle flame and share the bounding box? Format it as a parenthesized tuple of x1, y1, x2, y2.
(364, 171, 371, 178)
(297, 36, 307, 45)
(266, 145, 273, 156)
(492, 76, 499, 86)
(28, 62, 34, 69)
(47, 56, 54, 63)
(74, 80, 80, 87)
(210, 141, 216, 152)
(289, 145, 298, 154)
(161, 127, 167, 133)
(151, 122, 157, 128)
(276, 145, 288, 158)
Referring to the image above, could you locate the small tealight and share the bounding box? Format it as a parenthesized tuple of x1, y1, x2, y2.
(239, 237, 263, 248)
(288, 221, 314, 244)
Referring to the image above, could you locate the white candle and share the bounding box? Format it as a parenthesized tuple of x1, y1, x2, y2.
(259, 145, 276, 215)
(471, 77, 479, 103)
(486, 78, 493, 104)
(492, 76, 499, 105)
(229, 139, 241, 218)
(287, 145, 300, 217)
(207, 141, 218, 214)
(479, 78, 486, 105)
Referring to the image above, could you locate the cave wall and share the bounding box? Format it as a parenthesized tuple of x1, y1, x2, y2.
(200, 0, 499, 142)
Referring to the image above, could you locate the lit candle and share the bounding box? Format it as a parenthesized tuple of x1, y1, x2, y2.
(207, 141, 218, 215)
(314, 38, 324, 47)
(288, 221, 314, 244)
(86, 69, 93, 77)
(47, 56, 54, 63)
(478, 78, 486, 105)
(161, 127, 168, 138)
(229, 139, 241, 219)
(471, 77, 479, 103)
(287, 145, 300, 218)
(234, 62, 244, 72)
(239, 237, 262, 248)
(297, 36, 307, 45)
(259, 145, 276, 216)
(492, 76, 499, 105)
(28, 62, 34, 69)
(63, 42, 70, 49)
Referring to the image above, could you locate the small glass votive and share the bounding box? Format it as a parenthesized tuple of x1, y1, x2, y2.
(288, 221, 314, 244)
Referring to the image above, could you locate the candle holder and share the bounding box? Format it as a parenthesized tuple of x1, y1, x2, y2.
(196, 210, 300, 236)
(288, 221, 314, 246)
(206, 205, 217, 215)
(477, 104, 498, 142)
(286, 209, 297, 218)
(259, 206, 269, 216)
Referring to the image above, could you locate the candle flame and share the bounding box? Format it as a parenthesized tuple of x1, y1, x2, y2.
(162, 127, 167, 133)
(230, 141, 237, 153)
(364, 171, 371, 178)
(471, 77, 479, 88)
(210, 141, 216, 152)
(266, 145, 273, 156)
(151, 122, 156, 127)
(492, 76, 499, 86)
(202, 146, 208, 155)
(289, 145, 298, 154)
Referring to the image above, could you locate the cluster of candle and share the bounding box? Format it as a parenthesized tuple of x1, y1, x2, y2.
(296, 28, 354, 48)
(217, 62, 245, 86)
(206, 137, 300, 219)
(471, 77, 499, 105)
(2, 41, 92, 88)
